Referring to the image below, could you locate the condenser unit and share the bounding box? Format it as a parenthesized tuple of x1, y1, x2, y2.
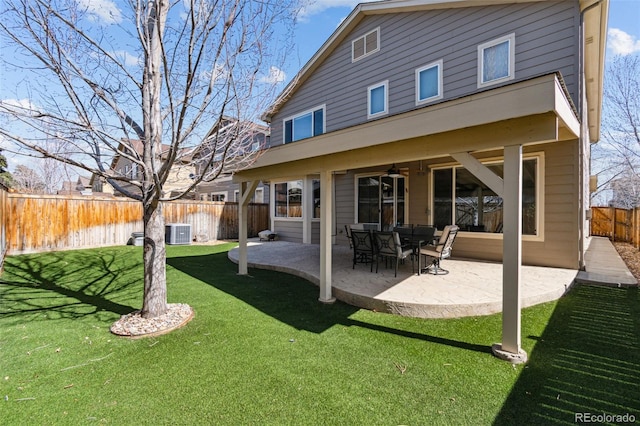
(165, 223, 192, 245)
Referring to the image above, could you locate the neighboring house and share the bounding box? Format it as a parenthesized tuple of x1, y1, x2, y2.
(97, 140, 196, 198)
(233, 0, 608, 360)
(59, 175, 107, 196)
(195, 116, 270, 204)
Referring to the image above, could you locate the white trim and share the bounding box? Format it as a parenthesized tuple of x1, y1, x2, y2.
(272, 179, 304, 219)
(415, 59, 443, 105)
(367, 80, 388, 119)
(352, 27, 380, 62)
(477, 33, 515, 88)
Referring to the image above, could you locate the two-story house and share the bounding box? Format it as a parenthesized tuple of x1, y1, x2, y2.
(194, 116, 271, 204)
(233, 0, 608, 361)
(95, 139, 196, 198)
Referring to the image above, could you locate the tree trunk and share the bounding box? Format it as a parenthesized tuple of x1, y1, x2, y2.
(141, 199, 168, 318)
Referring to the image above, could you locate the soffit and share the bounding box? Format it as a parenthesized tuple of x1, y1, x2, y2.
(580, 0, 609, 143)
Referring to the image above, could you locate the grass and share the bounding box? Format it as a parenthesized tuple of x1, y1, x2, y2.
(1, 244, 639, 425)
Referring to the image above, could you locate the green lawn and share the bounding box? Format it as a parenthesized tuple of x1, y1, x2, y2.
(1, 244, 638, 425)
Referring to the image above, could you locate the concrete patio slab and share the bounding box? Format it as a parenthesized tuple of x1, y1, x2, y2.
(228, 241, 579, 318)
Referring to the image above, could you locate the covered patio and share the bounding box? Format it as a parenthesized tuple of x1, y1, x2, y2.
(228, 240, 577, 319)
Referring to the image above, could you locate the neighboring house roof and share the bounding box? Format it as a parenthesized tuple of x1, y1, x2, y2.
(262, 0, 608, 142)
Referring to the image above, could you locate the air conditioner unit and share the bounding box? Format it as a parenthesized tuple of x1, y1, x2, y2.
(165, 223, 192, 245)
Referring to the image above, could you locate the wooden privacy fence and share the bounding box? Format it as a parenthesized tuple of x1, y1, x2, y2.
(5, 193, 269, 255)
(591, 206, 640, 249)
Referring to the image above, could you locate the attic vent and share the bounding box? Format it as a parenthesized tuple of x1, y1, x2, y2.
(585, 36, 594, 44)
(352, 27, 380, 62)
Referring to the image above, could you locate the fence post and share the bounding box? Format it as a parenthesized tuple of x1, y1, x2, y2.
(611, 206, 615, 242)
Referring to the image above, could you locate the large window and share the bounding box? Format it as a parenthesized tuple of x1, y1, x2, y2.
(415, 60, 443, 105)
(367, 80, 388, 119)
(478, 33, 515, 88)
(275, 181, 303, 218)
(432, 157, 538, 235)
(273, 180, 320, 219)
(283, 105, 325, 143)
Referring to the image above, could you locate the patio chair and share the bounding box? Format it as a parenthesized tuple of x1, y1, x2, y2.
(345, 225, 353, 249)
(374, 231, 414, 277)
(418, 225, 459, 275)
(350, 230, 376, 272)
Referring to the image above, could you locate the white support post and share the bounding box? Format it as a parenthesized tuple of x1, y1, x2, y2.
(303, 176, 313, 244)
(492, 144, 527, 363)
(319, 170, 335, 304)
(238, 180, 259, 276)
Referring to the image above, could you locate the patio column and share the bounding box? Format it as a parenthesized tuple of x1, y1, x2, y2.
(319, 170, 335, 304)
(493, 145, 527, 363)
(451, 150, 526, 363)
(303, 176, 313, 244)
(238, 180, 259, 275)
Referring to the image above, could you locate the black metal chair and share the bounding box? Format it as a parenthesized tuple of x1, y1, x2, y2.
(374, 231, 414, 277)
(418, 225, 459, 275)
(350, 230, 376, 272)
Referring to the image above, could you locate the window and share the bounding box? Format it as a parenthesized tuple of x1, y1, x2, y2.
(432, 157, 538, 235)
(211, 192, 226, 202)
(478, 33, 515, 88)
(368, 80, 388, 119)
(416, 60, 443, 105)
(283, 105, 325, 143)
(254, 188, 264, 204)
(275, 180, 303, 218)
(235, 188, 264, 203)
(352, 27, 380, 62)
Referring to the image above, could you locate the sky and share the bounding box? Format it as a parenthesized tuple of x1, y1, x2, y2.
(1, 0, 639, 177)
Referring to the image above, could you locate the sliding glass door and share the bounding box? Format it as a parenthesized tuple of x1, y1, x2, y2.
(357, 175, 406, 231)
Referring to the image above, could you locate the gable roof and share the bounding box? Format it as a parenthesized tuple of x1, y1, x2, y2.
(262, 0, 608, 141)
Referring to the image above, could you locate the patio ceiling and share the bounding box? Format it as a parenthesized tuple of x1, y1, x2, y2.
(234, 73, 579, 183)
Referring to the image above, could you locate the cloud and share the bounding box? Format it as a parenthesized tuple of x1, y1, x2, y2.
(76, 0, 122, 25)
(0, 98, 39, 115)
(608, 28, 640, 56)
(111, 50, 140, 67)
(297, 0, 377, 21)
(260, 66, 286, 84)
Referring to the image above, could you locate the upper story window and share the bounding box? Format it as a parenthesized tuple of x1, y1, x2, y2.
(478, 33, 515, 88)
(367, 80, 388, 119)
(415, 60, 443, 105)
(352, 27, 380, 62)
(283, 105, 325, 144)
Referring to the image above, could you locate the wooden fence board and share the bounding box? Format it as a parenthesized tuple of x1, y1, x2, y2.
(591, 206, 640, 249)
(5, 194, 269, 255)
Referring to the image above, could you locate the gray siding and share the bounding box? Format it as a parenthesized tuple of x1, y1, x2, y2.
(272, 220, 303, 243)
(271, 1, 579, 144)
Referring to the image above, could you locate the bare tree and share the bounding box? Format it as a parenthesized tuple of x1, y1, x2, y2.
(591, 54, 640, 206)
(12, 164, 46, 193)
(0, 0, 297, 319)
